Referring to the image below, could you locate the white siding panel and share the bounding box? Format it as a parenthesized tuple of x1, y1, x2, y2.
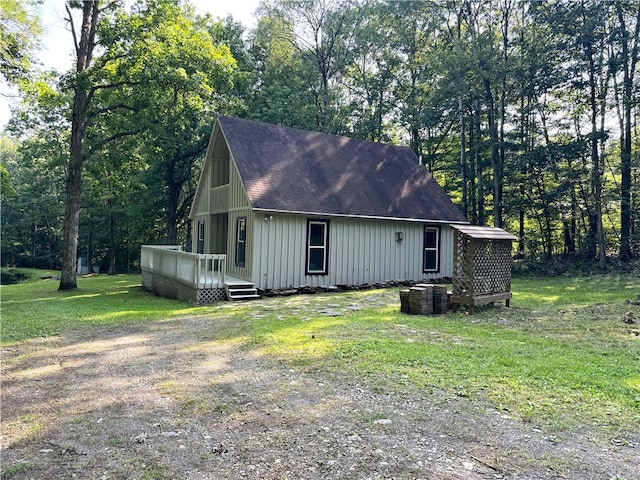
(227, 208, 253, 281)
(250, 213, 456, 290)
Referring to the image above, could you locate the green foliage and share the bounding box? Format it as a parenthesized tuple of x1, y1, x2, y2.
(0, 0, 42, 82)
(0, 133, 65, 269)
(513, 254, 640, 277)
(3, 0, 640, 272)
(0, 267, 32, 284)
(246, 7, 326, 130)
(3, 0, 246, 273)
(91, 0, 239, 244)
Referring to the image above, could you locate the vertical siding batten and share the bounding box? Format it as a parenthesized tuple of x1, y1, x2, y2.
(225, 153, 253, 282)
(248, 212, 456, 290)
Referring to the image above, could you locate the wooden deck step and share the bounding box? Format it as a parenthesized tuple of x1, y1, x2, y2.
(225, 283, 260, 301)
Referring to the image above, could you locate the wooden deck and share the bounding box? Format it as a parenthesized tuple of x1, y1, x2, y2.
(199, 272, 253, 287)
(141, 245, 259, 303)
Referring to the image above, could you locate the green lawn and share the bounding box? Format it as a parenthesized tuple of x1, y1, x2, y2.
(0, 272, 208, 343)
(1, 271, 639, 433)
(227, 275, 640, 432)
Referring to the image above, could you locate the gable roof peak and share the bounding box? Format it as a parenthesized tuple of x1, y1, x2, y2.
(215, 115, 467, 223)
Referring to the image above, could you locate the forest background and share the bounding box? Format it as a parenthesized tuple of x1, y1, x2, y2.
(1, 0, 638, 285)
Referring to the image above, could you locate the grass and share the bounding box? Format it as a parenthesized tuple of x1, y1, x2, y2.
(0, 267, 46, 285)
(223, 274, 640, 432)
(0, 272, 209, 343)
(1, 271, 639, 433)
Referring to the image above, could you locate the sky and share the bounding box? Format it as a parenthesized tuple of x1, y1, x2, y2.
(0, 0, 261, 129)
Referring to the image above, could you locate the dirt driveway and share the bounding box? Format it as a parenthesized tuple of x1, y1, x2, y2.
(1, 295, 638, 480)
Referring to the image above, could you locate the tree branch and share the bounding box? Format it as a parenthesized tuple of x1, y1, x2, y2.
(65, 3, 79, 60)
(87, 80, 142, 104)
(87, 128, 145, 157)
(85, 104, 139, 125)
(98, 1, 119, 15)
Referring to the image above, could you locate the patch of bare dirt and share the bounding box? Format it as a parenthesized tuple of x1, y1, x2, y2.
(1, 299, 638, 480)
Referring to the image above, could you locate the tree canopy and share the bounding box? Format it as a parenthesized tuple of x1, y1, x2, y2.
(1, 0, 639, 279)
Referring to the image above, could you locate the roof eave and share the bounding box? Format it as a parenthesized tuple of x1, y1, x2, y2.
(253, 207, 469, 225)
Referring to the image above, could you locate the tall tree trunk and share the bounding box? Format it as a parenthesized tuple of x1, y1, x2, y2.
(563, 221, 575, 253)
(586, 42, 607, 268)
(474, 96, 485, 225)
(485, 79, 502, 228)
(108, 199, 117, 274)
(468, 112, 477, 224)
(87, 219, 95, 274)
(543, 207, 553, 258)
(167, 190, 179, 246)
(459, 98, 468, 218)
(166, 154, 180, 245)
(498, 0, 511, 230)
(616, 4, 639, 261)
(59, 0, 100, 290)
(320, 70, 330, 132)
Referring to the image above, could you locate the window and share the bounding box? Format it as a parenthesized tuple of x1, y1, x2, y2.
(306, 219, 329, 275)
(197, 221, 205, 254)
(235, 216, 246, 267)
(423, 226, 440, 273)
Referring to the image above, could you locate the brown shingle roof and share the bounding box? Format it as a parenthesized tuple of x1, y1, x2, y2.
(218, 115, 467, 223)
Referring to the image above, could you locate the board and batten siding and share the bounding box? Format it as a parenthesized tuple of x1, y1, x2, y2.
(190, 122, 228, 218)
(251, 212, 455, 290)
(225, 154, 254, 282)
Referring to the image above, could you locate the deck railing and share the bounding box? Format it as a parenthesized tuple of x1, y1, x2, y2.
(141, 245, 226, 289)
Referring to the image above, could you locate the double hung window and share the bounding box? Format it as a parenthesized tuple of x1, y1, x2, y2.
(235, 216, 246, 267)
(197, 221, 205, 254)
(306, 220, 329, 275)
(423, 226, 440, 273)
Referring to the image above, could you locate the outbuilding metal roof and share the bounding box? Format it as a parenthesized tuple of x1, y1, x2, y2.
(451, 224, 518, 241)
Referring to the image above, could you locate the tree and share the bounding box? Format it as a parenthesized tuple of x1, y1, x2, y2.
(6, 0, 639, 273)
(1, 133, 66, 269)
(59, 0, 103, 290)
(97, 0, 237, 244)
(248, 11, 317, 129)
(578, 0, 609, 268)
(388, 0, 450, 159)
(612, 2, 640, 261)
(336, 0, 397, 141)
(0, 0, 42, 83)
(528, 0, 612, 264)
(264, 0, 359, 132)
(56, 0, 241, 287)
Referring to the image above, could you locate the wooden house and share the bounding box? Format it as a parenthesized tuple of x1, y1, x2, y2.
(187, 115, 468, 296)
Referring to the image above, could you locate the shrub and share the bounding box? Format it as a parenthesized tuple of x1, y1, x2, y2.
(0, 268, 31, 285)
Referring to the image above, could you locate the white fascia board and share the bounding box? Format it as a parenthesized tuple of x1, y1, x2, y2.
(252, 208, 469, 225)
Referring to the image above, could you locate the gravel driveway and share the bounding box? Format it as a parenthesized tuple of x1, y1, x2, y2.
(1, 295, 638, 480)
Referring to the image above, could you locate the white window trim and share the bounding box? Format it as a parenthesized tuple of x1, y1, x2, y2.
(306, 219, 329, 275)
(423, 226, 440, 273)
